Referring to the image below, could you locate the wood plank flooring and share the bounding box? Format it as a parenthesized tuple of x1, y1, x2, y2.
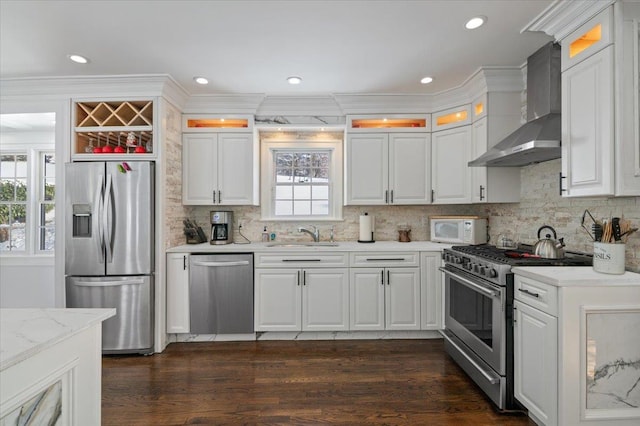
(102, 339, 534, 425)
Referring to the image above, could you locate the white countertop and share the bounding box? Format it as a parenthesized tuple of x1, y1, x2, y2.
(167, 240, 452, 253)
(0, 308, 116, 371)
(512, 266, 640, 287)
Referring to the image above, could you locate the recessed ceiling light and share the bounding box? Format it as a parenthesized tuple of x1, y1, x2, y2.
(287, 76, 302, 85)
(68, 54, 89, 64)
(194, 77, 209, 85)
(465, 16, 487, 30)
(420, 76, 434, 84)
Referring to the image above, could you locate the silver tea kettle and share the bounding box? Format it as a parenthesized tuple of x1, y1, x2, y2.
(533, 225, 566, 259)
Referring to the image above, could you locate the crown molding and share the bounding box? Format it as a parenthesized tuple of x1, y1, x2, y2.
(182, 94, 265, 114)
(332, 93, 432, 115)
(522, 0, 615, 41)
(0, 74, 189, 105)
(256, 96, 344, 116)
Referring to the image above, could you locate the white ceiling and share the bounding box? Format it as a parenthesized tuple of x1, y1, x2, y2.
(0, 0, 555, 97)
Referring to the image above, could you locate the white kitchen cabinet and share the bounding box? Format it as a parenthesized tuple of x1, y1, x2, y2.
(182, 133, 257, 205)
(302, 268, 349, 331)
(470, 93, 521, 203)
(345, 132, 431, 205)
(349, 267, 420, 330)
(349, 268, 385, 330)
(255, 267, 349, 332)
(559, 4, 640, 197)
(166, 253, 190, 334)
(349, 252, 420, 331)
(254, 268, 301, 331)
(420, 252, 442, 330)
(431, 105, 471, 132)
(561, 45, 615, 197)
(514, 299, 558, 426)
(512, 268, 640, 426)
(431, 125, 472, 204)
(614, 2, 640, 196)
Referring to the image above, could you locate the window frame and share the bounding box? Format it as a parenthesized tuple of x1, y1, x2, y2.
(260, 139, 343, 221)
(0, 146, 55, 256)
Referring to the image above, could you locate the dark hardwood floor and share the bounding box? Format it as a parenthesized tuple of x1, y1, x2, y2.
(102, 339, 534, 425)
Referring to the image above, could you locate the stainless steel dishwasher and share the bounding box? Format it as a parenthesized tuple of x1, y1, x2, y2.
(189, 253, 254, 334)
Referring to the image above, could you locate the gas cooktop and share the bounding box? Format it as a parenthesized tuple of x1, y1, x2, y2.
(451, 244, 593, 267)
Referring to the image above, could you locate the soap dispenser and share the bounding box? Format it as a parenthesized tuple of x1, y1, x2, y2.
(262, 226, 269, 242)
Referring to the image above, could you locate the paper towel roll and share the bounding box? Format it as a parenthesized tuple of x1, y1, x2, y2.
(359, 213, 374, 242)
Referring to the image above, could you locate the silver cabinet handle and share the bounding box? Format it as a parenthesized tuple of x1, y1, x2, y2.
(518, 288, 540, 298)
(479, 185, 485, 201)
(303, 270, 306, 286)
(297, 270, 300, 286)
(192, 261, 250, 267)
(213, 190, 216, 203)
(365, 258, 405, 262)
(385, 190, 388, 204)
(218, 190, 221, 203)
(390, 190, 394, 204)
(282, 259, 322, 262)
(183, 255, 187, 270)
(387, 270, 390, 285)
(381, 270, 384, 285)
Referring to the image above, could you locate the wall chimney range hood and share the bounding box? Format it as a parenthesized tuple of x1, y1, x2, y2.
(469, 42, 561, 167)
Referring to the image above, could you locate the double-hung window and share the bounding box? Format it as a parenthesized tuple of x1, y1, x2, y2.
(0, 150, 55, 254)
(261, 139, 342, 221)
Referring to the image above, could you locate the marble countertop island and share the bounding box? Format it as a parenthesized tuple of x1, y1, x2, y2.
(0, 308, 115, 372)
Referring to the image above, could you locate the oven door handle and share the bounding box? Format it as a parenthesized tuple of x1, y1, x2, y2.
(439, 267, 500, 299)
(441, 331, 500, 384)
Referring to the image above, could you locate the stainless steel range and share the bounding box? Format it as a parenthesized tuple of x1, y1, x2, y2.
(440, 244, 592, 411)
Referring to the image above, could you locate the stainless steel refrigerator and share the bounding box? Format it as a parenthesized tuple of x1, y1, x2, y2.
(65, 161, 154, 354)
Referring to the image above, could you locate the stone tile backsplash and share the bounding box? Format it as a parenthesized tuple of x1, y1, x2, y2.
(185, 158, 639, 272)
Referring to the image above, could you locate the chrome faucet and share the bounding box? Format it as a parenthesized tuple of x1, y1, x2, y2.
(298, 225, 320, 242)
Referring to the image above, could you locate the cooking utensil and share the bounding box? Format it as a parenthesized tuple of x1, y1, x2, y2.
(580, 209, 600, 241)
(533, 225, 566, 259)
(611, 217, 622, 242)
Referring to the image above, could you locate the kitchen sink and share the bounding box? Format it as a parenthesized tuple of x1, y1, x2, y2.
(266, 242, 340, 247)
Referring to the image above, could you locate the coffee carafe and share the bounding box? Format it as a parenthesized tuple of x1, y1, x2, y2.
(210, 211, 233, 245)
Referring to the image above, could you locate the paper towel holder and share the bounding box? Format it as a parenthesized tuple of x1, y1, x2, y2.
(358, 212, 376, 243)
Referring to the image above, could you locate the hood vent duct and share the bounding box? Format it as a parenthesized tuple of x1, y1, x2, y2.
(469, 42, 561, 167)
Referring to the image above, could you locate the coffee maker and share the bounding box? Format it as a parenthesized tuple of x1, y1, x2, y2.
(210, 211, 233, 245)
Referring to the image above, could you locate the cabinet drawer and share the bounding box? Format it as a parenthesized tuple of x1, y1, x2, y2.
(514, 275, 558, 316)
(350, 252, 419, 267)
(254, 252, 348, 268)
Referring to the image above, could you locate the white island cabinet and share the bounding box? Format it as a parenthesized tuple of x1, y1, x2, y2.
(512, 267, 640, 426)
(0, 308, 115, 425)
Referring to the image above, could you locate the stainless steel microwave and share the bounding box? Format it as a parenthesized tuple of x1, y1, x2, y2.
(429, 216, 487, 244)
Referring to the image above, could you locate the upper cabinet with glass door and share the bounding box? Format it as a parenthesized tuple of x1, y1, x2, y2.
(72, 99, 155, 160)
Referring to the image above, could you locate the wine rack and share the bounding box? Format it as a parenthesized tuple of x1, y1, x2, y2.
(73, 99, 155, 158)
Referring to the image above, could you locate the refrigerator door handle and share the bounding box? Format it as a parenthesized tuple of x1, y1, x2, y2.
(71, 278, 145, 287)
(103, 173, 114, 263)
(96, 174, 105, 263)
(192, 260, 250, 267)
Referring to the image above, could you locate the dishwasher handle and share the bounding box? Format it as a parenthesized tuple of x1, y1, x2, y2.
(192, 260, 250, 267)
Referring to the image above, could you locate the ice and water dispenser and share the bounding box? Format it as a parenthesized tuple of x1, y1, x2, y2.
(72, 204, 92, 237)
(210, 211, 233, 244)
